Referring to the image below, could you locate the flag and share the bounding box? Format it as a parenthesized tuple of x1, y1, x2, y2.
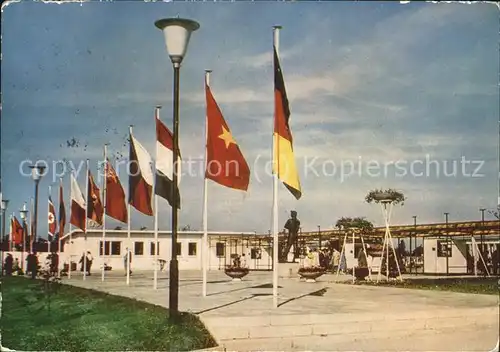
(129, 132, 154, 216)
(59, 179, 66, 238)
(87, 170, 104, 225)
(205, 83, 250, 191)
(155, 107, 181, 209)
(70, 174, 86, 232)
(48, 196, 57, 239)
(10, 216, 23, 245)
(106, 160, 128, 223)
(273, 45, 301, 200)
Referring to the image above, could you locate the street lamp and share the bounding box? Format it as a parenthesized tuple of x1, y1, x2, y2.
(411, 215, 417, 275)
(479, 208, 486, 255)
(155, 17, 199, 317)
(19, 203, 28, 271)
(444, 212, 449, 275)
(30, 164, 46, 248)
(1, 198, 9, 268)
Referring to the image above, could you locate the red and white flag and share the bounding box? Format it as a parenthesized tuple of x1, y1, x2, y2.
(70, 174, 86, 232)
(129, 130, 154, 216)
(48, 195, 57, 239)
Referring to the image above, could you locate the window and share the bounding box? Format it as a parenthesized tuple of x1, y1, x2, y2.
(437, 240, 452, 257)
(150, 242, 159, 256)
(216, 242, 225, 257)
(188, 242, 197, 256)
(251, 248, 261, 259)
(99, 241, 111, 256)
(176, 242, 182, 256)
(111, 241, 121, 256)
(134, 242, 144, 255)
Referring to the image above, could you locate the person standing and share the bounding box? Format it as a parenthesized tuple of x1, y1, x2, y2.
(123, 248, 132, 275)
(86, 251, 93, 276)
(4, 254, 13, 276)
(331, 248, 340, 273)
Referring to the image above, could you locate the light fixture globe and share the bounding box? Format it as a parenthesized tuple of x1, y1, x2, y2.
(1, 199, 9, 211)
(19, 203, 28, 220)
(155, 18, 200, 64)
(29, 164, 46, 182)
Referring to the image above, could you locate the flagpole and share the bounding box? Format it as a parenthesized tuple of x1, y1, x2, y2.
(29, 198, 33, 254)
(48, 186, 52, 254)
(154, 107, 161, 290)
(9, 214, 13, 252)
(272, 25, 281, 309)
(68, 222, 72, 280)
(102, 145, 108, 282)
(83, 160, 89, 281)
(127, 125, 133, 286)
(202, 70, 212, 297)
(58, 178, 63, 278)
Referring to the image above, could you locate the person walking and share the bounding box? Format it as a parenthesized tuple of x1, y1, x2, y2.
(27, 252, 38, 279)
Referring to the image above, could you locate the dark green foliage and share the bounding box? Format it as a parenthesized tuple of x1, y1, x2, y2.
(1, 277, 217, 351)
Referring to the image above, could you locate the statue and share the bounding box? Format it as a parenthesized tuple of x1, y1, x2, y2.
(280, 210, 300, 262)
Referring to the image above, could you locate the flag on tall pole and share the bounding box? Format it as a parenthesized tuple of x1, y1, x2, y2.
(105, 160, 127, 223)
(128, 126, 154, 284)
(202, 69, 251, 296)
(153, 106, 181, 289)
(87, 170, 104, 226)
(70, 174, 86, 232)
(101, 145, 109, 282)
(155, 106, 181, 209)
(10, 215, 23, 247)
(48, 187, 57, 253)
(272, 25, 301, 308)
(58, 178, 66, 275)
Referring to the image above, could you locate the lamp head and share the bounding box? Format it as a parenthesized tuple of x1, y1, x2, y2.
(30, 164, 46, 182)
(155, 18, 200, 65)
(1, 199, 9, 211)
(19, 203, 28, 220)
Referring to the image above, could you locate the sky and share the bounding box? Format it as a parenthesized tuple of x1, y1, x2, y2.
(1, 1, 499, 239)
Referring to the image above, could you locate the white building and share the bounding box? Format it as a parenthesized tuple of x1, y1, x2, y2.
(423, 236, 499, 274)
(59, 229, 273, 272)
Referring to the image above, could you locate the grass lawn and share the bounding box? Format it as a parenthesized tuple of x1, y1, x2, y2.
(1, 276, 217, 351)
(351, 277, 499, 295)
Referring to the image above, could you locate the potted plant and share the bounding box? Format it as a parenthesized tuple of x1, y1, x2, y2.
(365, 188, 405, 282)
(298, 266, 325, 282)
(365, 189, 405, 205)
(224, 254, 249, 281)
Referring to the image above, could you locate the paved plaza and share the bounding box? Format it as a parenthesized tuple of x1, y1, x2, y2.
(62, 270, 499, 351)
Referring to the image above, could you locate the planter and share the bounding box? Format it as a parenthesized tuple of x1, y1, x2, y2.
(298, 269, 325, 282)
(224, 268, 249, 281)
(372, 192, 394, 202)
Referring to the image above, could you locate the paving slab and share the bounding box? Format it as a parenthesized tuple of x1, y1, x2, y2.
(62, 270, 499, 351)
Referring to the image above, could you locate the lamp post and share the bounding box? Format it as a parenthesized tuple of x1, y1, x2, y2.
(29, 164, 46, 250)
(318, 225, 321, 250)
(411, 215, 416, 274)
(155, 17, 199, 317)
(444, 212, 449, 275)
(479, 208, 486, 255)
(19, 203, 28, 271)
(1, 198, 9, 269)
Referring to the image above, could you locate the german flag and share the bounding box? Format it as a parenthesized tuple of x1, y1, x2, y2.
(273, 45, 301, 200)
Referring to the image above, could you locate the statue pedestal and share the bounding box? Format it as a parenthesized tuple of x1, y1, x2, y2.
(278, 262, 300, 278)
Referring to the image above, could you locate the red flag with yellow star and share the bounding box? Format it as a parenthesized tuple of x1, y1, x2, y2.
(205, 82, 250, 191)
